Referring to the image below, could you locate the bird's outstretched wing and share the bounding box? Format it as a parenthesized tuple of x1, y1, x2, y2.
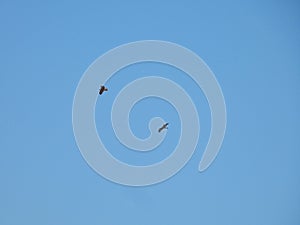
(99, 86, 104, 95)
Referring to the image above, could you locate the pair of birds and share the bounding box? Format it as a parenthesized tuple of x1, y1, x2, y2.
(99, 85, 169, 132)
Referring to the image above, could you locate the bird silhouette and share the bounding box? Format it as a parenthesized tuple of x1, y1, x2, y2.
(158, 123, 169, 132)
(99, 85, 108, 95)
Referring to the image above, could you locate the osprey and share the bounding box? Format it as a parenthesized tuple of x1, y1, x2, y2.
(99, 85, 108, 95)
(158, 123, 169, 133)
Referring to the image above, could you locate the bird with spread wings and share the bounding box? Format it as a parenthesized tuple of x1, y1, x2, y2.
(158, 123, 169, 132)
(99, 85, 108, 95)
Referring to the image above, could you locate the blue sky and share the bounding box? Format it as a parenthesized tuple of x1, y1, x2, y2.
(1, 0, 300, 224)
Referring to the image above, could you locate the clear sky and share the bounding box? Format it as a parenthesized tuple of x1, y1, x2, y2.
(1, 0, 300, 224)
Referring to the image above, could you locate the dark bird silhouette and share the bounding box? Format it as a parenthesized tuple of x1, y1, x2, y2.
(158, 123, 169, 133)
(99, 85, 108, 95)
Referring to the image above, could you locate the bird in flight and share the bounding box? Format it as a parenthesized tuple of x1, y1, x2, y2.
(158, 123, 169, 133)
(99, 85, 108, 95)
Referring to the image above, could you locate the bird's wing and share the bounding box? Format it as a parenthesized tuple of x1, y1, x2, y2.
(99, 87, 104, 94)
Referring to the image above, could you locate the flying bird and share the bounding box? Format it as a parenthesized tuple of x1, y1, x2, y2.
(158, 123, 169, 133)
(99, 85, 108, 95)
